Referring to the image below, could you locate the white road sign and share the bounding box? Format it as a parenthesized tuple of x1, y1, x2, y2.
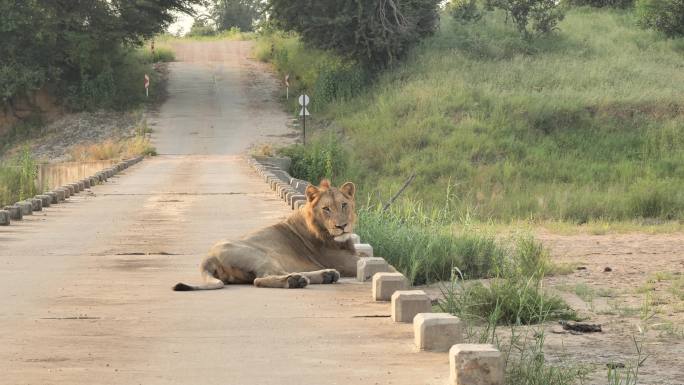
(298, 94, 310, 106)
(299, 107, 310, 116)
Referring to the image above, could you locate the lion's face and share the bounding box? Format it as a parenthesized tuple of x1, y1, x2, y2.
(305, 180, 356, 242)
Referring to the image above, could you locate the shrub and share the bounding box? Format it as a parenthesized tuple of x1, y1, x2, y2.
(636, 0, 684, 37)
(268, 0, 441, 69)
(484, 0, 565, 37)
(450, 0, 483, 22)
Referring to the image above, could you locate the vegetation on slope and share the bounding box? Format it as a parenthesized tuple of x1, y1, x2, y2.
(262, 8, 684, 223)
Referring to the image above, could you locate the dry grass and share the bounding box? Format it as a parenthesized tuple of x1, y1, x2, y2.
(69, 136, 156, 162)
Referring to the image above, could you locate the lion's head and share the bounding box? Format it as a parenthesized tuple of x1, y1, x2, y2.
(304, 179, 356, 242)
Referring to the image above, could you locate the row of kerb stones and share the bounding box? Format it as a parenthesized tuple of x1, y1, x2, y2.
(0, 156, 143, 226)
(360, 242, 504, 385)
(246, 157, 503, 385)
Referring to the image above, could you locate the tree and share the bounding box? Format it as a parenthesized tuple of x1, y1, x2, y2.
(484, 0, 565, 38)
(267, 0, 441, 69)
(212, 0, 262, 32)
(637, 0, 684, 37)
(0, 0, 202, 110)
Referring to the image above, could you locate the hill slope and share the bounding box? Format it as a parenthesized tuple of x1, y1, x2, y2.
(263, 8, 684, 222)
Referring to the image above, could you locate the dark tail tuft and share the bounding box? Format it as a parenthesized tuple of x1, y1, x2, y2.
(173, 282, 195, 291)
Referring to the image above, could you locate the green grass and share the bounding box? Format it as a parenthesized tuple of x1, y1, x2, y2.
(0, 148, 37, 207)
(267, 8, 684, 222)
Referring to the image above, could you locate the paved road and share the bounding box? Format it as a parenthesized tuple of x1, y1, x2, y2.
(0, 41, 447, 385)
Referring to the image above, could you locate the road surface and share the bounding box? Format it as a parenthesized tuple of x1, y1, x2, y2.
(0, 41, 448, 385)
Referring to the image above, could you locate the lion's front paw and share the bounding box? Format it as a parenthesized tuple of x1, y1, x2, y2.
(321, 269, 340, 284)
(286, 274, 309, 288)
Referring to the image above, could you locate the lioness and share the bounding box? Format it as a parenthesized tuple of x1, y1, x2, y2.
(173, 179, 358, 290)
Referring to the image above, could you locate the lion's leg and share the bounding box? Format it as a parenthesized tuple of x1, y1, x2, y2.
(299, 269, 340, 284)
(253, 273, 309, 289)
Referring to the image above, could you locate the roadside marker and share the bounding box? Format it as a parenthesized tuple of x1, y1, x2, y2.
(144, 74, 150, 97)
(298, 94, 310, 145)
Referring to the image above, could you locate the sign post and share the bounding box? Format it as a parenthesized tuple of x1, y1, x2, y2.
(285, 74, 290, 100)
(298, 94, 310, 145)
(144, 74, 150, 97)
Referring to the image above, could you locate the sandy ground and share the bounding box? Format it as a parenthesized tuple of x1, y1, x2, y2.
(0, 41, 449, 385)
(537, 232, 684, 385)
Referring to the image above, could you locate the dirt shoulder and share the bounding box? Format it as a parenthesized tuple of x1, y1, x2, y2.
(541, 232, 684, 385)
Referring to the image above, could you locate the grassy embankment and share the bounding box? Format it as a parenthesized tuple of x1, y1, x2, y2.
(257, 8, 684, 225)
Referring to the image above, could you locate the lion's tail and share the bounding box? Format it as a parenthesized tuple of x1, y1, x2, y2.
(172, 279, 224, 291)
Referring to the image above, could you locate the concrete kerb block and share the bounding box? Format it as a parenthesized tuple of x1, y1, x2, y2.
(36, 195, 51, 208)
(351, 233, 361, 244)
(17, 201, 33, 215)
(69, 183, 80, 193)
(46, 191, 58, 204)
(295, 200, 306, 210)
(90, 176, 98, 186)
(77, 181, 85, 191)
(61, 186, 72, 198)
(281, 187, 295, 200)
(372, 272, 409, 301)
(0, 210, 10, 225)
(355, 243, 373, 258)
(4, 205, 22, 220)
(289, 194, 306, 208)
(391, 290, 431, 323)
(30, 198, 42, 211)
(449, 344, 504, 385)
(54, 189, 66, 201)
(82, 178, 90, 189)
(357, 257, 390, 282)
(414, 313, 464, 352)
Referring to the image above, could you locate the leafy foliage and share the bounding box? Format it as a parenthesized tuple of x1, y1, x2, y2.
(267, 0, 441, 69)
(212, 0, 262, 32)
(0, 0, 200, 111)
(636, 0, 684, 37)
(450, 0, 483, 22)
(188, 17, 217, 37)
(484, 0, 565, 37)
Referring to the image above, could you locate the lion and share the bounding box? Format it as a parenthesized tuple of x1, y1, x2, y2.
(173, 179, 359, 291)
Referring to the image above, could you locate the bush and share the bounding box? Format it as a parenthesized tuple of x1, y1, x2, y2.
(484, 0, 565, 37)
(268, 0, 441, 69)
(636, 0, 684, 37)
(450, 0, 483, 22)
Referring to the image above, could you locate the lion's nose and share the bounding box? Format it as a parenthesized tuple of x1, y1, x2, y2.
(335, 224, 347, 231)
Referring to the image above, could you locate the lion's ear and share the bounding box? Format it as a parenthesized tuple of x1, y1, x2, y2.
(319, 179, 331, 190)
(339, 182, 355, 198)
(305, 184, 320, 203)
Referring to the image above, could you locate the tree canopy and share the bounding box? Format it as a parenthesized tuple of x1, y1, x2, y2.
(267, 0, 441, 69)
(0, 0, 201, 108)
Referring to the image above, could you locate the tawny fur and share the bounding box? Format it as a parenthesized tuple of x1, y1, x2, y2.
(173, 180, 358, 291)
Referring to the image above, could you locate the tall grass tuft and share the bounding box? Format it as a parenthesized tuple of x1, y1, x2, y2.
(0, 148, 37, 206)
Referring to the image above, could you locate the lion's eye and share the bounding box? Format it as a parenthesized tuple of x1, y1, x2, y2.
(322, 207, 331, 213)
(341, 203, 348, 209)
